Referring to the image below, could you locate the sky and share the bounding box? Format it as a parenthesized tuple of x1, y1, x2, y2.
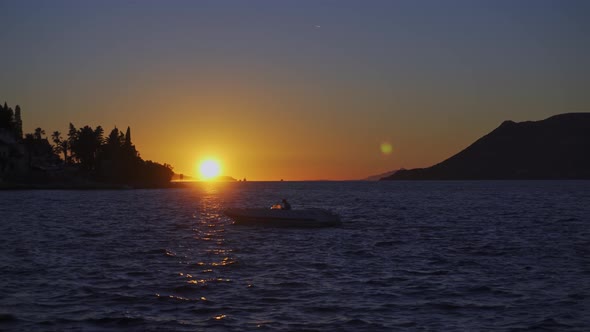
(1, 0, 589, 180)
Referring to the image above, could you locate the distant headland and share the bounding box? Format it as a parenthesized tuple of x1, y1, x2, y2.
(382, 113, 590, 180)
(0, 101, 173, 189)
(172, 174, 238, 182)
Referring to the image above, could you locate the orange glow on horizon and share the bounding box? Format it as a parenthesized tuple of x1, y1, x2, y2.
(6, 2, 584, 182)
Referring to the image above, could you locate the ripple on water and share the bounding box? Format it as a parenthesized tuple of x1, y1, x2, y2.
(0, 182, 589, 331)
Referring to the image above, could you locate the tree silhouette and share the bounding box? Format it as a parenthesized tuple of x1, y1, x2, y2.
(23, 127, 56, 168)
(67, 123, 78, 163)
(51, 131, 68, 162)
(0, 102, 19, 139)
(96, 126, 143, 183)
(33, 127, 46, 140)
(2, 101, 174, 186)
(14, 105, 23, 139)
(107, 127, 120, 146)
(70, 125, 104, 171)
(124, 126, 132, 146)
(0, 103, 13, 129)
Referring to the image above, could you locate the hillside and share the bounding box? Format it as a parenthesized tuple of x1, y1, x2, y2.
(364, 169, 403, 181)
(382, 113, 590, 180)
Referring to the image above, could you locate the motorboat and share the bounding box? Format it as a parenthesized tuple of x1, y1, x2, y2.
(224, 207, 342, 227)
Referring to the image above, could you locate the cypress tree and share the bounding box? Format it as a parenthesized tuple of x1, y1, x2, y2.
(124, 126, 131, 146)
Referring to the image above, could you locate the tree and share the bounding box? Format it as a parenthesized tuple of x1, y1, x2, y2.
(141, 160, 174, 186)
(51, 131, 62, 151)
(23, 129, 56, 168)
(0, 102, 14, 131)
(67, 123, 78, 163)
(94, 126, 104, 145)
(122, 126, 138, 159)
(107, 127, 120, 147)
(33, 127, 45, 140)
(124, 126, 132, 146)
(14, 105, 23, 139)
(69, 125, 105, 171)
(51, 131, 68, 162)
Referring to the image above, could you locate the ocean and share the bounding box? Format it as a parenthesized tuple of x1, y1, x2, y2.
(0, 181, 588, 331)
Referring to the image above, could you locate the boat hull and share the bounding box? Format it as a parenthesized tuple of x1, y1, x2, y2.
(224, 208, 341, 227)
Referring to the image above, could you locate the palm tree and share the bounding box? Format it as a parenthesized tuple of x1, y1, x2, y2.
(70, 125, 105, 171)
(33, 127, 45, 140)
(51, 131, 68, 162)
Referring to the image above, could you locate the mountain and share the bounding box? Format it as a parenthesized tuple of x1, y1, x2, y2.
(364, 169, 404, 181)
(382, 113, 590, 180)
(213, 175, 237, 182)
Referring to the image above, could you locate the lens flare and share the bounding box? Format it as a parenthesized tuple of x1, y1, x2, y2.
(380, 142, 393, 155)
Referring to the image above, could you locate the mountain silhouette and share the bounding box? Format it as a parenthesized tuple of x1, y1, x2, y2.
(363, 169, 403, 181)
(382, 113, 590, 180)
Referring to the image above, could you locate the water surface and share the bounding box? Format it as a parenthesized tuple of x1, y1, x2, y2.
(0, 181, 589, 331)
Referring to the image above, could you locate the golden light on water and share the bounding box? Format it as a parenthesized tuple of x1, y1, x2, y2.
(198, 159, 222, 180)
(380, 142, 393, 155)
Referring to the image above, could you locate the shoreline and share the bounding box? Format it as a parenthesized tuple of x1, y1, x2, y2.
(0, 181, 192, 190)
(2, 179, 588, 190)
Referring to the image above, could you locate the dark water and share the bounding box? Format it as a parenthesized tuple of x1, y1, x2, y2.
(0, 181, 589, 331)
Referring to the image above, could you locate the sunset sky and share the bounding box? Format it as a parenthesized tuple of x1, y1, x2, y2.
(1, 0, 589, 180)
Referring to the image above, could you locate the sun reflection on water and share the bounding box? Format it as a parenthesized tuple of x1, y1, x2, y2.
(159, 181, 238, 313)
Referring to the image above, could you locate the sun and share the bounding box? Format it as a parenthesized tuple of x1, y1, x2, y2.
(198, 159, 221, 180)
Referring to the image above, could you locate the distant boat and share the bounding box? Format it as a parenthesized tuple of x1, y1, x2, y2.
(224, 208, 341, 227)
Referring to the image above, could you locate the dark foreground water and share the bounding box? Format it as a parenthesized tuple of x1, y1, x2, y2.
(0, 181, 589, 331)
